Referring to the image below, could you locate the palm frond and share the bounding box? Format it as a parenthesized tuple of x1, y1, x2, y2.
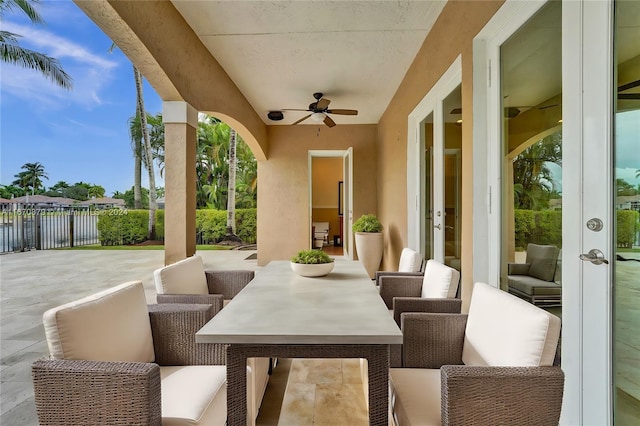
(0, 39, 72, 89)
(0, 0, 44, 24)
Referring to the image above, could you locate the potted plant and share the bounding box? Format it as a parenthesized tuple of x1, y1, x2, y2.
(352, 214, 384, 279)
(290, 249, 335, 277)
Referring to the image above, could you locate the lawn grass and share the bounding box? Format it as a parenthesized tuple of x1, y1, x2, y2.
(617, 248, 640, 253)
(56, 244, 234, 251)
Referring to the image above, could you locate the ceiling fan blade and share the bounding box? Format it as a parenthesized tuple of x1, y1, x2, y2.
(327, 109, 358, 115)
(323, 115, 336, 127)
(292, 114, 312, 125)
(618, 93, 640, 100)
(282, 108, 311, 112)
(316, 98, 331, 110)
(618, 79, 640, 92)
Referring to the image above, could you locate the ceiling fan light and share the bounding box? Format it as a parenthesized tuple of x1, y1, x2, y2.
(311, 112, 326, 123)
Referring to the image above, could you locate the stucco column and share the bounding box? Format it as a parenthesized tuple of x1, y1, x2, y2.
(163, 101, 198, 265)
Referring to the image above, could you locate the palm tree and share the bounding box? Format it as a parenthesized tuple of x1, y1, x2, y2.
(513, 132, 562, 210)
(222, 128, 242, 242)
(133, 66, 157, 240)
(0, 0, 72, 89)
(12, 162, 48, 195)
(127, 114, 143, 209)
(88, 185, 105, 199)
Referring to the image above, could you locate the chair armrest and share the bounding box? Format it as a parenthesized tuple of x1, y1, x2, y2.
(375, 270, 423, 286)
(32, 359, 161, 425)
(401, 313, 467, 368)
(205, 269, 255, 299)
(508, 263, 531, 275)
(156, 293, 224, 314)
(393, 297, 462, 326)
(148, 304, 226, 366)
(378, 275, 423, 309)
(441, 365, 564, 426)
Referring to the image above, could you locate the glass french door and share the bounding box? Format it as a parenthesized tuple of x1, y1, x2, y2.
(613, 1, 640, 423)
(419, 86, 462, 270)
(564, 0, 640, 423)
(408, 57, 462, 271)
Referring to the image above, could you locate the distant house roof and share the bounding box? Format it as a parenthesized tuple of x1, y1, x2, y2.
(617, 195, 640, 204)
(10, 195, 80, 206)
(79, 197, 126, 207)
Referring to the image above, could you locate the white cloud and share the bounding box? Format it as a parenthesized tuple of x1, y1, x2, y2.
(3, 22, 116, 69)
(0, 22, 119, 109)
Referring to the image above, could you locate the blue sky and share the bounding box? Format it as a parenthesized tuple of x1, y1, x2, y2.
(1, 0, 163, 196)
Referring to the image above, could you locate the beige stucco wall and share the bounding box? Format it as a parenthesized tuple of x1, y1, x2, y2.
(377, 1, 504, 309)
(258, 125, 377, 265)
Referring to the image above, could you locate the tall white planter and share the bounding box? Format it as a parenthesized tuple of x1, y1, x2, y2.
(354, 232, 383, 279)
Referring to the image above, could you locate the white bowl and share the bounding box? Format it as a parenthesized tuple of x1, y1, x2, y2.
(290, 261, 335, 277)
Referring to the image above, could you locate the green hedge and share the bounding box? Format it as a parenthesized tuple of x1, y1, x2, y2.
(514, 209, 562, 249)
(97, 210, 149, 246)
(97, 208, 257, 246)
(514, 209, 640, 249)
(617, 209, 639, 248)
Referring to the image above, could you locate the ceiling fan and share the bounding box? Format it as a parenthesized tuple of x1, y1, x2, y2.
(270, 92, 358, 128)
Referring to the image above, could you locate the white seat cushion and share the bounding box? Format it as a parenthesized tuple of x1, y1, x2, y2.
(398, 248, 423, 273)
(462, 282, 561, 367)
(43, 281, 154, 362)
(154, 255, 209, 295)
(420, 260, 460, 299)
(389, 368, 441, 426)
(160, 365, 227, 426)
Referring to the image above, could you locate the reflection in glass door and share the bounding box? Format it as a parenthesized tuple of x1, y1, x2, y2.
(443, 86, 462, 271)
(499, 0, 562, 303)
(614, 0, 640, 423)
(423, 115, 434, 260)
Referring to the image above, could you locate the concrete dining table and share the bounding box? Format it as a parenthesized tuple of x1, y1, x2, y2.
(196, 259, 403, 425)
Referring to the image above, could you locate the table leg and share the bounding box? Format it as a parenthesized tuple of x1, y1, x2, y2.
(227, 345, 248, 426)
(225, 344, 389, 426)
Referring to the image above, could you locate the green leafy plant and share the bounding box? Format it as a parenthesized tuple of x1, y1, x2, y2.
(291, 250, 334, 264)
(352, 214, 383, 233)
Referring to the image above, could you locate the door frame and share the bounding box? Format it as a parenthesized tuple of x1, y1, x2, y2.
(473, 0, 615, 423)
(407, 55, 462, 262)
(308, 149, 354, 259)
(563, 1, 614, 424)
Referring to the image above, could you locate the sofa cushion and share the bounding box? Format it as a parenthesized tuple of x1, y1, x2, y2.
(389, 368, 441, 426)
(43, 281, 155, 363)
(526, 244, 559, 282)
(154, 256, 208, 295)
(508, 276, 562, 296)
(507, 262, 531, 275)
(462, 282, 560, 367)
(398, 248, 423, 273)
(160, 365, 227, 426)
(421, 260, 460, 299)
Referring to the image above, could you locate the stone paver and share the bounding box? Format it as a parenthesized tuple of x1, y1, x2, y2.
(0, 249, 258, 425)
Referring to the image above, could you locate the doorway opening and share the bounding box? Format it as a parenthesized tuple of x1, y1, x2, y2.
(308, 149, 353, 259)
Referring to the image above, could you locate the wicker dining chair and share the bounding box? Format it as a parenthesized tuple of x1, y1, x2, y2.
(389, 282, 564, 425)
(154, 254, 255, 310)
(31, 281, 232, 425)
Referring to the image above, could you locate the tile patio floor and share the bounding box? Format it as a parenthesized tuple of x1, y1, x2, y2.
(0, 249, 262, 425)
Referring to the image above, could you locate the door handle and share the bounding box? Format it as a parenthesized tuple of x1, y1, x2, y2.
(579, 249, 609, 265)
(434, 224, 441, 230)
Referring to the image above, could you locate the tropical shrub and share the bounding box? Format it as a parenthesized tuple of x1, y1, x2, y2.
(513, 209, 562, 249)
(98, 208, 257, 245)
(291, 249, 333, 264)
(97, 210, 148, 245)
(352, 214, 383, 233)
(617, 210, 639, 248)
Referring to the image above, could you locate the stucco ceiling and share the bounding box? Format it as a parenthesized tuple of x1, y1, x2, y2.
(170, 1, 446, 126)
